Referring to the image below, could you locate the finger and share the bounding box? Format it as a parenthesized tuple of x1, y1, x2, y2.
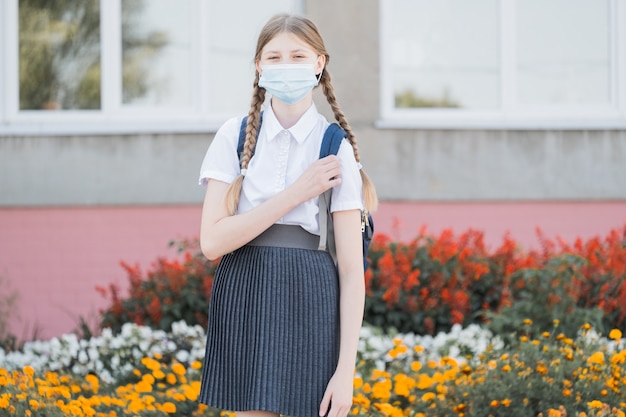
(319, 392, 331, 417)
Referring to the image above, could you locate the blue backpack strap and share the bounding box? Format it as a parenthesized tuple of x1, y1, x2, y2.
(237, 116, 248, 159)
(319, 123, 346, 158)
(237, 112, 264, 161)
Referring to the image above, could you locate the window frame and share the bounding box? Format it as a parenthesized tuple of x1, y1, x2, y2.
(0, 0, 304, 136)
(378, 0, 626, 130)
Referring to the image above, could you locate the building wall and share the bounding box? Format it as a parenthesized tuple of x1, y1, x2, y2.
(2, 0, 625, 206)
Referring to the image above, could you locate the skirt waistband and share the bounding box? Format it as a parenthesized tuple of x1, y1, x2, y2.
(247, 224, 320, 250)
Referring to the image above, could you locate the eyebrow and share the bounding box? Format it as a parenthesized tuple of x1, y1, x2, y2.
(263, 49, 310, 55)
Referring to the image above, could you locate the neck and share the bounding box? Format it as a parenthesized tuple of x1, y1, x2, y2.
(272, 96, 313, 129)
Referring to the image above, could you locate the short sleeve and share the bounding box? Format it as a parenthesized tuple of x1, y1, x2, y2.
(330, 139, 363, 212)
(198, 117, 242, 186)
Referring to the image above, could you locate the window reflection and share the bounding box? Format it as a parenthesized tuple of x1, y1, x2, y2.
(391, 0, 500, 109)
(122, 0, 192, 107)
(18, 0, 101, 110)
(516, 0, 611, 106)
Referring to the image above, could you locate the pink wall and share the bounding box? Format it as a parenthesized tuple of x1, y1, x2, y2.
(1, 201, 625, 340)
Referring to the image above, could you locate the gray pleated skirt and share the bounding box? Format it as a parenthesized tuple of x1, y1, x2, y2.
(199, 225, 339, 417)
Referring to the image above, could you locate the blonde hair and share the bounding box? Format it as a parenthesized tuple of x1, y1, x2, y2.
(225, 13, 378, 215)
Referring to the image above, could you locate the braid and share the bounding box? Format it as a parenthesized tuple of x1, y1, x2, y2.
(320, 69, 379, 212)
(320, 71, 360, 162)
(224, 77, 266, 215)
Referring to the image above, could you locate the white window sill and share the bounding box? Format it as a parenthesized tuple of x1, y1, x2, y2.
(375, 117, 626, 131)
(0, 120, 225, 136)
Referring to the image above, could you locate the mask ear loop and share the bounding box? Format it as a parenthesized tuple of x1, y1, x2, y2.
(315, 56, 324, 83)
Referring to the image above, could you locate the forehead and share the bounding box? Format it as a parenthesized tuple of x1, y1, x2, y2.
(262, 31, 315, 54)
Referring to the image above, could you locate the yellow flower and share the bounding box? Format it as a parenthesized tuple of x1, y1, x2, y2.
(490, 400, 499, 407)
(581, 323, 592, 331)
(501, 398, 511, 407)
(609, 329, 623, 340)
(421, 392, 436, 402)
(542, 332, 551, 338)
(523, 319, 533, 326)
(191, 361, 202, 369)
(410, 361, 422, 372)
(29, 399, 39, 411)
(587, 352, 605, 366)
(171, 362, 186, 376)
(454, 403, 467, 412)
(166, 373, 177, 385)
(353, 376, 363, 389)
(23, 366, 35, 377)
(562, 388, 572, 397)
(161, 402, 176, 413)
(587, 400, 603, 409)
(502, 365, 511, 372)
(353, 393, 370, 408)
(85, 374, 99, 392)
(393, 374, 415, 397)
(417, 374, 434, 390)
(536, 363, 548, 375)
(0, 395, 10, 409)
(141, 357, 161, 371)
(519, 336, 529, 343)
(371, 379, 391, 400)
(414, 345, 424, 354)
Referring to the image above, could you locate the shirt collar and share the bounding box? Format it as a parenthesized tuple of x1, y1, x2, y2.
(264, 102, 319, 144)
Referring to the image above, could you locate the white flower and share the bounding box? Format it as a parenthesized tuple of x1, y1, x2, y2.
(175, 350, 190, 363)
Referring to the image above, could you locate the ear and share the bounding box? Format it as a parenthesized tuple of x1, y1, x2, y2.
(315, 55, 326, 76)
(255, 60, 262, 76)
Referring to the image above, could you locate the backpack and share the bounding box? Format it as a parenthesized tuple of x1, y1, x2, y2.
(238, 116, 374, 271)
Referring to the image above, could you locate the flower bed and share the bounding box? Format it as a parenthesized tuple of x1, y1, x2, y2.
(3, 225, 626, 415)
(96, 225, 626, 339)
(1, 321, 626, 416)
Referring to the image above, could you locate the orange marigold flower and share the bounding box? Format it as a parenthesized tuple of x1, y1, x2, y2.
(587, 352, 605, 366)
(609, 329, 623, 340)
(421, 392, 436, 402)
(490, 400, 499, 407)
(171, 363, 186, 376)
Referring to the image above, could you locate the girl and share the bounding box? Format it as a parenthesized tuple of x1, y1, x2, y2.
(198, 13, 377, 417)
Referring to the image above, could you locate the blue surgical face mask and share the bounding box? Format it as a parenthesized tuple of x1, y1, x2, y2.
(258, 62, 322, 105)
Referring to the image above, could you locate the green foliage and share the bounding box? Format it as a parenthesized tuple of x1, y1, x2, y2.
(18, 0, 168, 110)
(395, 87, 461, 108)
(484, 254, 607, 344)
(0, 276, 19, 352)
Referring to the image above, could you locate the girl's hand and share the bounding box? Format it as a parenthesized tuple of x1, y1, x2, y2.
(319, 370, 354, 417)
(292, 155, 341, 202)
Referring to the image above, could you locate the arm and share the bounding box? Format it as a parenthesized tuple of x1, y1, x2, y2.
(200, 155, 342, 260)
(319, 209, 365, 417)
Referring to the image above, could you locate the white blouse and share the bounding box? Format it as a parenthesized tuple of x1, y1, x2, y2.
(198, 103, 363, 235)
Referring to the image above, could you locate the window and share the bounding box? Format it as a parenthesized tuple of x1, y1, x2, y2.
(1, 0, 302, 134)
(380, 0, 626, 129)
